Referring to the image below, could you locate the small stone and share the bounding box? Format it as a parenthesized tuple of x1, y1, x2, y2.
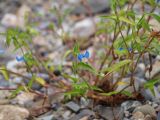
(70, 18, 96, 39)
(132, 111, 145, 119)
(66, 101, 80, 113)
(1, 13, 17, 27)
(80, 97, 89, 108)
(71, 109, 95, 120)
(124, 111, 130, 117)
(133, 105, 156, 118)
(121, 101, 142, 113)
(144, 115, 152, 120)
(71, 0, 110, 14)
(152, 103, 158, 108)
(79, 116, 89, 120)
(0, 105, 29, 120)
(62, 110, 71, 119)
(11, 92, 36, 107)
(157, 111, 160, 120)
(37, 114, 55, 120)
(94, 105, 123, 120)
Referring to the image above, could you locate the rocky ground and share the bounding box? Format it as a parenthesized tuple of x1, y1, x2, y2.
(0, 0, 160, 120)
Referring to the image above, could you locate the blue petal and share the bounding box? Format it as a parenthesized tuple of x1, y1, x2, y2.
(118, 47, 124, 51)
(16, 56, 25, 62)
(84, 50, 90, 58)
(128, 48, 132, 52)
(77, 54, 83, 61)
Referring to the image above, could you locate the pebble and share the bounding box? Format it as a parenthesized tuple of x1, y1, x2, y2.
(62, 110, 72, 119)
(0, 105, 29, 120)
(132, 111, 145, 120)
(66, 101, 80, 113)
(94, 105, 123, 120)
(36, 114, 55, 120)
(121, 101, 142, 113)
(11, 92, 36, 107)
(80, 97, 90, 108)
(71, 0, 110, 15)
(71, 109, 95, 120)
(1, 13, 17, 27)
(133, 105, 156, 119)
(70, 17, 96, 39)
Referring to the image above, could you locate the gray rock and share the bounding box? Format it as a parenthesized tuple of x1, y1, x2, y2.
(145, 61, 160, 79)
(70, 17, 96, 39)
(71, 109, 95, 120)
(132, 111, 145, 120)
(36, 114, 55, 120)
(133, 105, 156, 118)
(80, 97, 90, 108)
(116, 77, 146, 93)
(157, 111, 160, 120)
(140, 89, 155, 101)
(62, 110, 72, 119)
(0, 105, 29, 120)
(66, 101, 80, 113)
(121, 101, 142, 113)
(94, 105, 123, 120)
(71, 0, 110, 15)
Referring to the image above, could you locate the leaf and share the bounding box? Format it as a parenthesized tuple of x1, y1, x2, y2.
(77, 62, 97, 74)
(144, 79, 159, 96)
(121, 91, 132, 97)
(73, 43, 79, 56)
(90, 86, 103, 92)
(144, 79, 159, 88)
(101, 91, 119, 96)
(0, 66, 9, 80)
(119, 16, 135, 25)
(28, 75, 36, 88)
(63, 73, 79, 83)
(117, 81, 129, 85)
(35, 77, 46, 86)
(103, 60, 131, 74)
(150, 13, 160, 22)
(101, 15, 135, 25)
(11, 85, 24, 98)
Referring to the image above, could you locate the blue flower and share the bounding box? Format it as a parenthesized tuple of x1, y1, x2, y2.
(128, 47, 132, 52)
(16, 56, 25, 62)
(77, 54, 83, 62)
(118, 47, 124, 51)
(77, 50, 90, 62)
(118, 47, 132, 52)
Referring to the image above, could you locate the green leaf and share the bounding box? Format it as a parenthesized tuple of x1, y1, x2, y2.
(73, 43, 79, 56)
(63, 73, 79, 83)
(77, 62, 97, 74)
(144, 79, 159, 96)
(101, 91, 119, 96)
(101, 15, 135, 25)
(35, 77, 46, 86)
(150, 13, 160, 22)
(103, 60, 131, 74)
(0, 66, 9, 80)
(144, 79, 159, 88)
(28, 75, 36, 89)
(11, 85, 24, 98)
(90, 86, 103, 92)
(121, 91, 132, 97)
(119, 16, 135, 25)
